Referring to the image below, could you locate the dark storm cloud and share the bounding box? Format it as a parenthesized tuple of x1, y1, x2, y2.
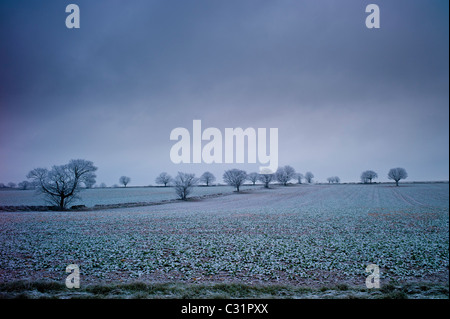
(0, 0, 448, 186)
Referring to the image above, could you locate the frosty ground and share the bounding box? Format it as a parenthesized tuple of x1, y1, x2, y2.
(0, 183, 448, 298)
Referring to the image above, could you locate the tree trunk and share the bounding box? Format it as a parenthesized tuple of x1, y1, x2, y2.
(60, 196, 65, 210)
(396, 180, 399, 186)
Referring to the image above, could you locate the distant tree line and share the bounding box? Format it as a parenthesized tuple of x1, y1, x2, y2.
(360, 168, 408, 186)
(4, 158, 409, 208)
(153, 166, 317, 200)
(153, 166, 408, 200)
(0, 181, 35, 190)
(327, 176, 341, 184)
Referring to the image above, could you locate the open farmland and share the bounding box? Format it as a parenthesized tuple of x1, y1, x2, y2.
(0, 185, 253, 207)
(0, 183, 448, 298)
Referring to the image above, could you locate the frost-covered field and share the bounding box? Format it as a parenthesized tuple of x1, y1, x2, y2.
(0, 183, 448, 291)
(0, 185, 252, 207)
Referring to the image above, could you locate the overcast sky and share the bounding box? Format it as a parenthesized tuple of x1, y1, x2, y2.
(1, 0, 448, 186)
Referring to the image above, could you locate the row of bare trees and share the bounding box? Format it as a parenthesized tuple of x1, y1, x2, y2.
(0, 181, 35, 190)
(360, 168, 408, 186)
(154, 167, 315, 189)
(153, 166, 317, 200)
(161, 166, 408, 200)
(222, 166, 315, 191)
(12, 157, 409, 209)
(327, 176, 341, 184)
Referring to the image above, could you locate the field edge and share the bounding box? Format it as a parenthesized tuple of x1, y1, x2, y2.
(0, 279, 448, 299)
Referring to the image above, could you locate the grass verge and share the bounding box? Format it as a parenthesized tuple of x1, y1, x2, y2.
(0, 280, 448, 299)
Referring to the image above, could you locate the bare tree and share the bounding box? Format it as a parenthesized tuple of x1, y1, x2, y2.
(200, 171, 216, 186)
(296, 173, 304, 184)
(223, 169, 247, 192)
(275, 165, 296, 186)
(99, 182, 107, 188)
(388, 167, 408, 186)
(304, 171, 314, 184)
(174, 172, 198, 200)
(18, 180, 33, 190)
(83, 176, 96, 189)
(361, 170, 378, 184)
(327, 176, 341, 184)
(247, 172, 259, 186)
(119, 176, 131, 187)
(155, 172, 172, 187)
(27, 159, 97, 209)
(7, 182, 16, 189)
(258, 173, 274, 188)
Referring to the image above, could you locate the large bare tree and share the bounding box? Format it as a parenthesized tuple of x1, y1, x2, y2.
(388, 167, 408, 186)
(223, 169, 247, 192)
(27, 159, 97, 209)
(174, 172, 198, 200)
